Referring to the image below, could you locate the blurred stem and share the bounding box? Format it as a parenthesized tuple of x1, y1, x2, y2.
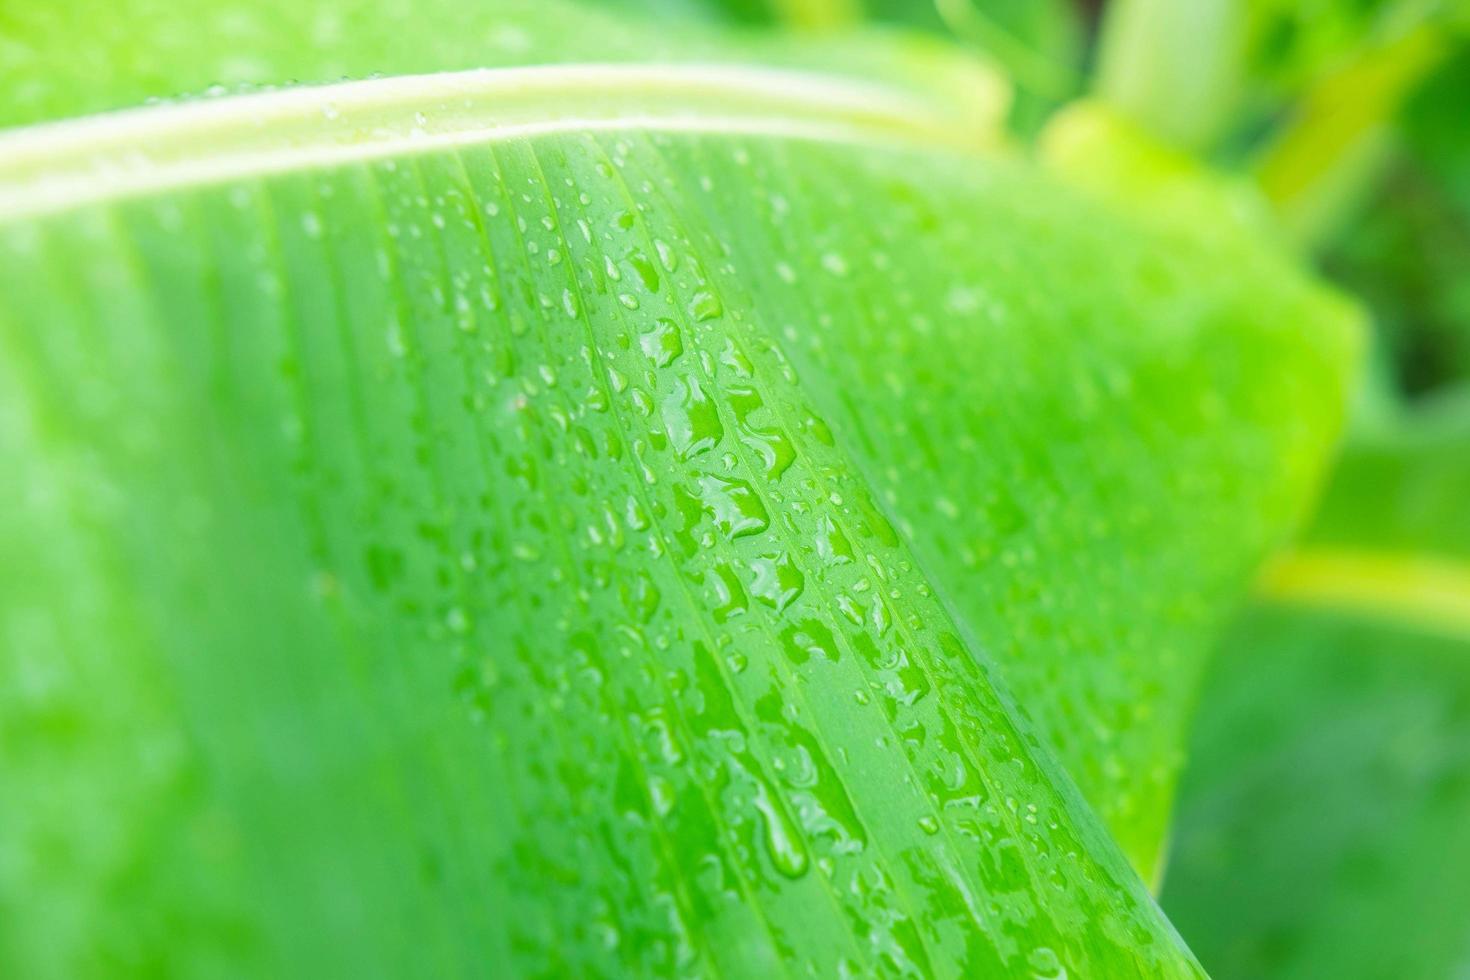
(1259, 547, 1470, 641)
(1255, 22, 1448, 250)
(934, 0, 1074, 100)
(771, 0, 862, 30)
(1094, 0, 1249, 150)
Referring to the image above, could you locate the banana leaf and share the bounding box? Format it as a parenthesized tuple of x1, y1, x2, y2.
(0, 0, 1358, 975)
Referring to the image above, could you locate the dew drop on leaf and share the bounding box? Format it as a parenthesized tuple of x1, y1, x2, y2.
(662, 376, 722, 459)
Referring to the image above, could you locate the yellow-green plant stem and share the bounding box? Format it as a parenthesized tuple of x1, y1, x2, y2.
(1094, 0, 1248, 150)
(1259, 547, 1470, 641)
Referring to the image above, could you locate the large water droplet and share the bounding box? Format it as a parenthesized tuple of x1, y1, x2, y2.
(639, 318, 684, 368)
(750, 552, 804, 612)
(752, 777, 809, 879)
(662, 377, 723, 459)
(696, 473, 768, 540)
(689, 288, 723, 322)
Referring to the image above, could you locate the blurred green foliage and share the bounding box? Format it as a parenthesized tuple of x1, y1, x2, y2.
(1324, 50, 1470, 396)
(1162, 605, 1470, 980)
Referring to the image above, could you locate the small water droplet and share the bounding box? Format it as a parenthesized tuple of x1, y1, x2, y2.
(446, 607, 471, 634)
(820, 252, 849, 277)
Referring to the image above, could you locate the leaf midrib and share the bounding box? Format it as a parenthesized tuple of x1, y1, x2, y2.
(0, 62, 991, 223)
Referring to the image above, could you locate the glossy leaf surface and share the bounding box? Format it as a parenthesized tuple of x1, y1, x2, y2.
(0, 1, 1359, 975)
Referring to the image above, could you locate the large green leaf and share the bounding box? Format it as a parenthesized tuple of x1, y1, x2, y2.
(1162, 397, 1470, 978)
(0, 0, 1358, 974)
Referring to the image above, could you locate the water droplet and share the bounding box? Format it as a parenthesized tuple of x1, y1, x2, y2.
(662, 377, 722, 459)
(446, 607, 471, 634)
(696, 473, 768, 539)
(815, 515, 854, 566)
(620, 571, 661, 623)
(780, 619, 838, 665)
(385, 317, 406, 357)
(649, 775, 676, 817)
(689, 288, 723, 321)
(749, 552, 804, 611)
(711, 563, 748, 622)
(1027, 946, 1067, 979)
(820, 252, 849, 277)
(639, 318, 684, 367)
(753, 778, 809, 879)
(628, 252, 660, 292)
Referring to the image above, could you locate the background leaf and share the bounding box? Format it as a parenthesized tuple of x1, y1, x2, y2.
(1163, 608, 1470, 980)
(1162, 396, 1470, 978)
